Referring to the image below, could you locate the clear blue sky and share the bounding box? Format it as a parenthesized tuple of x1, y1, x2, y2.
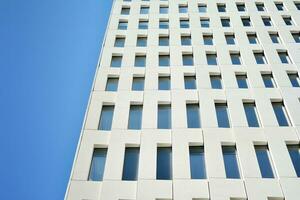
(0, 0, 113, 199)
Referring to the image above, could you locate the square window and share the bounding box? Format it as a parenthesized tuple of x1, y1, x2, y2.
(242, 17, 251, 26)
(231, 53, 242, 65)
(210, 75, 222, 89)
(159, 20, 169, 29)
(292, 32, 300, 43)
(283, 16, 294, 25)
(237, 3, 246, 11)
(262, 17, 272, 26)
(288, 73, 300, 87)
(159, 76, 171, 90)
(139, 20, 148, 29)
(200, 19, 210, 28)
(140, 6, 149, 14)
(160, 6, 168, 14)
(248, 33, 259, 44)
(262, 74, 276, 88)
(256, 3, 265, 11)
(159, 55, 170, 67)
(111, 56, 122, 67)
(295, 2, 300, 10)
(236, 75, 248, 88)
(105, 77, 119, 91)
(132, 77, 145, 91)
(159, 36, 169, 46)
(275, 2, 285, 11)
(137, 36, 147, 47)
(207, 54, 217, 65)
(118, 21, 128, 30)
(278, 52, 291, 64)
(180, 19, 190, 28)
(114, 37, 125, 47)
(203, 35, 213, 45)
(198, 4, 207, 13)
(225, 34, 235, 45)
(269, 33, 281, 43)
(221, 18, 230, 27)
(134, 55, 146, 67)
(179, 5, 188, 13)
(184, 76, 197, 89)
(182, 54, 194, 66)
(181, 35, 191, 46)
(217, 4, 226, 12)
(254, 52, 267, 64)
(121, 7, 130, 15)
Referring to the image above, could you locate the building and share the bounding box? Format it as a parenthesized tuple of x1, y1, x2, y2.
(65, 0, 300, 199)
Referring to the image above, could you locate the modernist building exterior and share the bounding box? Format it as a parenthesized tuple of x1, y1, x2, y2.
(65, 0, 300, 199)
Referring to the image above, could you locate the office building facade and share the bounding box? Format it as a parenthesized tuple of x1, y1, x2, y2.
(65, 0, 300, 199)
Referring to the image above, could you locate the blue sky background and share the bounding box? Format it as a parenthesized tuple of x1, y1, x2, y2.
(0, 0, 113, 199)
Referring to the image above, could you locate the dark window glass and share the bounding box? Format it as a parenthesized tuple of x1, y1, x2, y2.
(215, 103, 230, 128)
(135, 55, 146, 67)
(137, 37, 147, 47)
(184, 76, 196, 89)
(114, 37, 125, 47)
(288, 73, 300, 87)
(270, 33, 280, 43)
(132, 77, 144, 91)
(159, 20, 169, 29)
(128, 105, 143, 130)
(88, 149, 107, 181)
(272, 102, 290, 126)
(159, 36, 169, 46)
(159, 55, 170, 67)
(231, 53, 242, 65)
(242, 18, 251, 26)
(207, 54, 217, 65)
(179, 5, 188, 13)
(254, 52, 267, 64)
(98, 105, 114, 130)
(218, 4, 226, 12)
(210, 75, 222, 89)
(237, 3, 246, 11)
(198, 4, 207, 13)
(256, 3, 265, 11)
(158, 104, 171, 129)
(292, 32, 300, 43)
(180, 19, 190, 28)
(221, 18, 230, 27)
(118, 21, 128, 30)
(244, 103, 260, 127)
(122, 147, 140, 180)
(160, 6, 168, 14)
(225, 35, 235, 45)
(203, 35, 213, 45)
(190, 146, 206, 179)
(295, 2, 300, 10)
(105, 78, 119, 91)
(275, 3, 284, 11)
(222, 146, 240, 178)
(278, 52, 291, 64)
(111, 56, 122, 67)
(255, 146, 275, 178)
(181, 36, 191, 46)
(139, 21, 148, 29)
(248, 33, 258, 44)
(183, 55, 194, 66)
(201, 19, 210, 28)
(236, 75, 248, 88)
(283, 17, 293, 25)
(262, 17, 272, 26)
(262, 74, 275, 88)
(186, 104, 201, 128)
(157, 147, 172, 179)
(159, 77, 170, 90)
(121, 7, 130, 15)
(287, 145, 300, 177)
(140, 6, 149, 14)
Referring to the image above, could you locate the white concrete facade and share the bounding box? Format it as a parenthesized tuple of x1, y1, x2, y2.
(65, 0, 300, 199)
